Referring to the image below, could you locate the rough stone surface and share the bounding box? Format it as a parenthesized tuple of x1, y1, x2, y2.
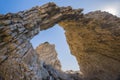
(41, 63, 82, 80)
(59, 11, 120, 80)
(0, 2, 82, 80)
(36, 42, 61, 70)
(0, 2, 120, 80)
(35, 42, 82, 80)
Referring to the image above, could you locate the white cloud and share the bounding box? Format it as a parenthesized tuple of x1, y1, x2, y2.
(102, 7, 118, 15)
(100, 3, 120, 17)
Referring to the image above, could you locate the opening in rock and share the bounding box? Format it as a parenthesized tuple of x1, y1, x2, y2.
(30, 24, 80, 71)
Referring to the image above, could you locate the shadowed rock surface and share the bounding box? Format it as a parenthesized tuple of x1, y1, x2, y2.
(0, 2, 120, 80)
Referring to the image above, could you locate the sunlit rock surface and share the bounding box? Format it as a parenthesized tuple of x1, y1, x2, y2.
(35, 42, 82, 80)
(59, 11, 120, 80)
(0, 2, 120, 80)
(35, 42, 83, 80)
(36, 42, 61, 70)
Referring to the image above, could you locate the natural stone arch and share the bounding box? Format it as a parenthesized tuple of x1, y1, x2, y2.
(0, 2, 83, 80)
(30, 25, 80, 71)
(0, 2, 120, 80)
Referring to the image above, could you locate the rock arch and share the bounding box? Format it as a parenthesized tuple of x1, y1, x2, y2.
(0, 2, 120, 80)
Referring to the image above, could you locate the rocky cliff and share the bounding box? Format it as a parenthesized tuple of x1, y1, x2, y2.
(59, 11, 120, 80)
(36, 42, 61, 70)
(0, 2, 120, 80)
(35, 42, 82, 80)
(0, 2, 82, 80)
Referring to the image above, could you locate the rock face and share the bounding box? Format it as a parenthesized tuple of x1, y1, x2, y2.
(59, 11, 120, 80)
(0, 2, 120, 80)
(0, 2, 82, 80)
(40, 62, 82, 80)
(35, 42, 82, 80)
(0, 3, 81, 80)
(36, 42, 61, 70)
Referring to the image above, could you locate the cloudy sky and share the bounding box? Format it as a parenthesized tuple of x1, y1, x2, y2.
(0, 0, 119, 71)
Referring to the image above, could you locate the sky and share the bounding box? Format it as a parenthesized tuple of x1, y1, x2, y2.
(0, 0, 120, 71)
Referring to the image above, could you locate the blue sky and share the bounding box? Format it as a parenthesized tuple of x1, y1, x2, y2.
(31, 25, 80, 71)
(0, 0, 120, 71)
(0, 0, 120, 16)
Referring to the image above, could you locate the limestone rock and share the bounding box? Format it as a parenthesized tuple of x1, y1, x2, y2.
(0, 2, 82, 80)
(0, 2, 120, 80)
(59, 11, 120, 80)
(36, 42, 61, 70)
(36, 42, 82, 80)
(42, 63, 82, 80)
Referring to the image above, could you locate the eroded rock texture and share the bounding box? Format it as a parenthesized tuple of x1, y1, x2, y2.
(0, 2, 82, 80)
(0, 2, 120, 80)
(36, 42, 61, 70)
(40, 62, 82, 80)
(59, 11, 120, 80)
(35, 42, 82, 80)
